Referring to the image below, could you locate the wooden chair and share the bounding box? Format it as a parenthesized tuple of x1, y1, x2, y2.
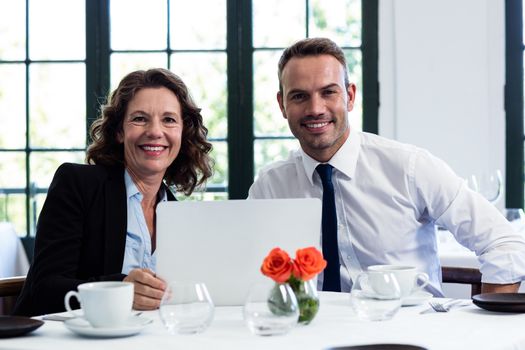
(0, 275, 26, 315)
(441, 266, 482, 297)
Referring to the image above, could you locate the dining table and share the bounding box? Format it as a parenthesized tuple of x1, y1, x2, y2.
(2, 292, 525, 350)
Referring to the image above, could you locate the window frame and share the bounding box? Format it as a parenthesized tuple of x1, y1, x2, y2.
(86, 0, 379, 199)
(505, 0, 524, 208)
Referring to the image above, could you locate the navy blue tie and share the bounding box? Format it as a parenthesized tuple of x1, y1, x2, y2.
(316, 164, 341, 292)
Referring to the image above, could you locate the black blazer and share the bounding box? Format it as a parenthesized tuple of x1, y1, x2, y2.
(14, 163, 175, 316)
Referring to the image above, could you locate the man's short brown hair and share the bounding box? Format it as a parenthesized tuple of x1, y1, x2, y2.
(278, 37, 350, 93)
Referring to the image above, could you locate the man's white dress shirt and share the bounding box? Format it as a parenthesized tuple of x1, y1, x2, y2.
(249, 128, 525, 295)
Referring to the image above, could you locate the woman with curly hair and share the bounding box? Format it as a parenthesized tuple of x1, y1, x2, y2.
(14, 68, 213, 316)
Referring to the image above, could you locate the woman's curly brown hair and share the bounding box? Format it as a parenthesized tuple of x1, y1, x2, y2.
(86, 68, 213, 195)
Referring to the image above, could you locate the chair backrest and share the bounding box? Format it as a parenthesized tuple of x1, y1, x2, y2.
(0, 275, 26, 315)
(441, 266, 482, 297)
(0, 275, 26, 297)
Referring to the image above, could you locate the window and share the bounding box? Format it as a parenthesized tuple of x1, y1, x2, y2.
(108, 0, 229, 200)
(0, 0, 378, 245)
(0, 0, 86, 239)
(252, 0, 364, 177)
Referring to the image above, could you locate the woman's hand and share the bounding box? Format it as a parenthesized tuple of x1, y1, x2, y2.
(123, 268, 166, 310)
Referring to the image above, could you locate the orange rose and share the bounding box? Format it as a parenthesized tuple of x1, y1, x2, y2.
(292, 247, 327, 281)
(260, 247, 293, 283)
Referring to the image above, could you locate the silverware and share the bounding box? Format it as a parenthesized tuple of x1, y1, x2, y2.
(420, 299, 464, 314)
(42, 314, 74, 322)
(429, 299, 463, 312)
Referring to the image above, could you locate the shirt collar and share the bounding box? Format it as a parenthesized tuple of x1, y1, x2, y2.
(301, 127, 361, 186)
(124, 169, 168, 202)
(124, 169, 141, 200)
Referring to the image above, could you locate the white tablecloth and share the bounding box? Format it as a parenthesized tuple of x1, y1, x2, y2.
(3, 292, 525, 350)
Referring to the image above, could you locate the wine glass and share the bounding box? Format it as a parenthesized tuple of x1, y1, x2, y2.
(243, 281, 299, 336)
(477, 170, 503, 204)
(349, 271, 402, 321)
(468, 170, 503, 204)
(466, 174, 479, 192)
(504, 208, 525, 232)
(159, 281, 214, 335)
(505, 208, 525, 222)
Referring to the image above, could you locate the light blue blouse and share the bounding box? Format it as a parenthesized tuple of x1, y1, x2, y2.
(121, 170, 167, 275)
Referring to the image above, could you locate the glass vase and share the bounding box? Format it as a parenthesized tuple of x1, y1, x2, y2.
(287, 278, 320, 325)
(246, 281, 299, 336)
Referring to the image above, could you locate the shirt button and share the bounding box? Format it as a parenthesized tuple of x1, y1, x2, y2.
(338, 224, 345, 230)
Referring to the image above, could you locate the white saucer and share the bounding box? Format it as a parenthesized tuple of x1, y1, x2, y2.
(64, 316, 152, 338)
(402, 291, 432, 306)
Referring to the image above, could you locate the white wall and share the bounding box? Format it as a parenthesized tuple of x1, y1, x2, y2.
(378, 0, 506, 205)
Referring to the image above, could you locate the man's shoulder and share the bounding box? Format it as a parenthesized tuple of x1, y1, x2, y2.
(357, 131, 431, 163)
(359, 131, 420, 153)
(249, 149, 306, 199)
(256, 149, 303, 179)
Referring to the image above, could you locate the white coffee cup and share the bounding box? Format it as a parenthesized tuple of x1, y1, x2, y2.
(367, 265, 429, 298)
(64, 281, 134, 328)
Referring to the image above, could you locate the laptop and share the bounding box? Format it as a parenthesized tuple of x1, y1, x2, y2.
(156, 198, 321, 306)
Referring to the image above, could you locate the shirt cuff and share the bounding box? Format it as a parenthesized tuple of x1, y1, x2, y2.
(478, 247, 525, 284)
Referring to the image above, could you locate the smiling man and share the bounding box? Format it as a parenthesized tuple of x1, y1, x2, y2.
(248, 37, 525, 296)
(277, 53, 353, 163)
